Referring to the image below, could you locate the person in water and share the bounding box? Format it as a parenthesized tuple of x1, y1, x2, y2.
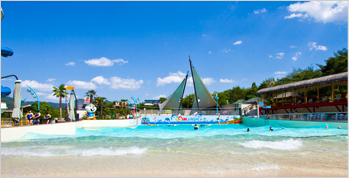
(247, 128, 250, 132)
(44, 113, 51, 124)
(26, 110, 34, 125)
(33, 111, 41, 124)
(270, 127, 273, 131)
(282, 127, 285, 129)
(194, 124, 199, 130)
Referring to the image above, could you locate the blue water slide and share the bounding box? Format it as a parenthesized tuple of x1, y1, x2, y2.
(1, 85, 11, 97)
(1, 47, 14, 57)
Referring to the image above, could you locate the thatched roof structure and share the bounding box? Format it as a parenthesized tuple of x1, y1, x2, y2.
(257, 72, 348, 94)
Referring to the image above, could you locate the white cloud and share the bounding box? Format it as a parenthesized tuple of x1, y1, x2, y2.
(285, 1, 348, 23)
(233, 40, 242, 45)
(208, 51, 212, 54)
(91, 76, 110, 85)
(292, 52, 302, 61)
(186, 77, 215, 86)
(254, 8, 268, 14)
(109, 77, 143, 90)
(47, 78, 56, 82)
(275, 71, 286, 75)
(284, 13, 305, 19)
(153, 95, 166, 99)
(290, 45, 297, 48)
(66, 80, 96, 89)
(241, 78, 248, 81)
(21, 80, 54, 92)
(202, 34, 206, 37)
(46, 93, 58, 100)
(308, 42, 327, 51)
(276, 52, 285, 59)
(84, 57, 128, 66)
(222, 48, 232, 53)
(202, 78, 215, 86)
(35, 92, 47, 96)
(157, 71, 186, 86)
(269, 55, 273, 58)
(65, 62, 75, 66)
(220, 79, 235, 83)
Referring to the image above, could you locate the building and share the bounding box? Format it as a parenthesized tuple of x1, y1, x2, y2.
(256, 72, 348, 115)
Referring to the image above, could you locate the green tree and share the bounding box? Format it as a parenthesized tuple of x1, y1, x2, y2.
(94, 97, 107, 118)
(181, 94, 194, 109)
(31, 102, 54, 115)
(317, 48, 348, 76)
(53, 84, 68, 119)
(246, 82, 258, 100)
(159, 97, 167, 104)
(85, 90, 97, 103)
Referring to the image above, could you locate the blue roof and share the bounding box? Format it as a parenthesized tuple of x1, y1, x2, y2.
(1, 85, 11, 97)
(1, 47, 14, 57)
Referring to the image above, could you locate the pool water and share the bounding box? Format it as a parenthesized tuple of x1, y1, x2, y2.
(1, 124, 348, 176)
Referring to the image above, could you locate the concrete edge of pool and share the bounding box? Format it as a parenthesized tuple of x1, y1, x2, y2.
(1, 118, 347, 142)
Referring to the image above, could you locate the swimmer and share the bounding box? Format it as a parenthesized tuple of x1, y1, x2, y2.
(270, 127, 273, 131)
(325, 126, 328, 129)
(247, 128, 250, 132)
(282, 127, 285, 129)
(338, 126, 341, 129)
(194, 124, 199, 130)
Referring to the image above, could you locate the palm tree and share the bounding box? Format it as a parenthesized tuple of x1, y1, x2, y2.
(94, 97, 107, 118)
(85, 90, 97, 103)
(53, 84, 68, 119)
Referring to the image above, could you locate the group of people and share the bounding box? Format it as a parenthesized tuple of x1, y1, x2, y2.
(26, 110, 51, 125)
(246, 127, 285, 132)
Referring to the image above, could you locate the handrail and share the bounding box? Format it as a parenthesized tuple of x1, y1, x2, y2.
(1, 74, 18, 80)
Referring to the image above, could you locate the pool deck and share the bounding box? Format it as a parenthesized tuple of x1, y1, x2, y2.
(1, 119, 138, 142)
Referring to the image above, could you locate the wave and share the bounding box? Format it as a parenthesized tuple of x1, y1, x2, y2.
(237, 138, 303, 150)
(1, 146, 147, 157)
(251, 163, 280, 171)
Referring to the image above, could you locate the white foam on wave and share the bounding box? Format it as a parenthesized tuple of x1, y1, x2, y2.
(1, 146, 147, 157)
(238, 138, 303, 150)
(251, 163, 279, 171)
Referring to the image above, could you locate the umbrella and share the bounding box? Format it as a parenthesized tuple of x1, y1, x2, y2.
(11, 80, 23, 123)
(1, 85, 11, 97)
(69, 92, 75, 122)
(233, 99, 246, 104)
(1, 47, 14, 57)
(245, 97, 266, 103)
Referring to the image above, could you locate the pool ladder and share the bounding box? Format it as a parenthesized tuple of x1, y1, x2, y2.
(265, 118, 269, 126)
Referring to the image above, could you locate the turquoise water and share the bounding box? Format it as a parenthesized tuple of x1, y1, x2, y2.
(1, 124, 348, 157)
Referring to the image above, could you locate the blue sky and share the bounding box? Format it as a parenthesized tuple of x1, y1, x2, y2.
(1, 1, 348, 103)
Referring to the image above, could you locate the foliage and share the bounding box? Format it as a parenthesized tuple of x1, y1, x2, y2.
(93, 97, 107, 118)
(159, 97, 167, 104)
(316, 48, 348, 76)
(52, 84, 68, 119)
(85, 90, 97, 103)
(181, 94, 194, 108)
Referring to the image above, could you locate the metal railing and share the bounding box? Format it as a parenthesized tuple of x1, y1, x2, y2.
(138, 108, 239, 116)
(259, 112, 348, 122)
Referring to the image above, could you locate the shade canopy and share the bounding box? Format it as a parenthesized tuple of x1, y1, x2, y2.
(11, 80, 23, 122)
(1, 47, 14, 57)
(159, 78, 186, 113)
(233, 99, 246, 104)
(245, 97, 266, 103)
(69, 92, 75, 121)
(1, 85, 11, 97)
(191, 67, 217, 110)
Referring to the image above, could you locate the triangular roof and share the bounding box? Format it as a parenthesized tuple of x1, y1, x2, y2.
(191, 67, 217, 110)
(159, 78, 186, 112)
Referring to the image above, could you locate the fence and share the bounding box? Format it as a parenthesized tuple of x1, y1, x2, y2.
(259, 112, 348, 122)
(138, 108, 239, 116)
